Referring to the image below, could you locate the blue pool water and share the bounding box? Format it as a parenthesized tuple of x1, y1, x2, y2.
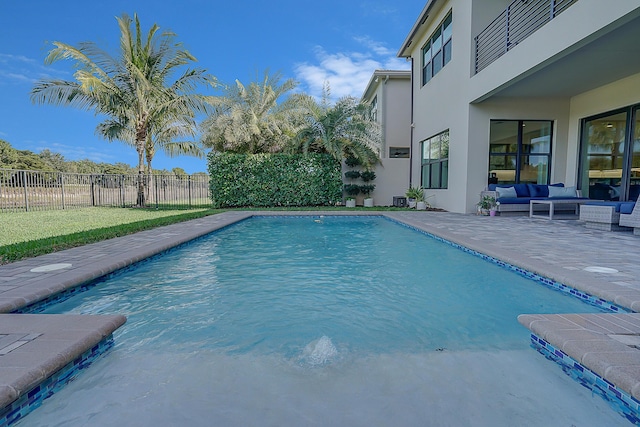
(20, 216, 630, 426)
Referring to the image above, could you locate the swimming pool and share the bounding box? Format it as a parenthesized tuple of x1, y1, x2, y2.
(18, 216, 631, 426)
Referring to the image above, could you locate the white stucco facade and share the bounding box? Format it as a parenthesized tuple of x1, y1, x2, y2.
(358, 70, 412, 206)
(396, 0, 640, 213)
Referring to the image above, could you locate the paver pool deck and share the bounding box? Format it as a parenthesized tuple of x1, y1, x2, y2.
(1, 210, 640, 419)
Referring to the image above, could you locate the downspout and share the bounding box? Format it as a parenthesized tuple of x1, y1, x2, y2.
(409, 57, 415, 187)
(382, 74, 390, 160)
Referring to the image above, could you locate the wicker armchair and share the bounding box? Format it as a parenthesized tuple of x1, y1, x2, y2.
(619, 202, 640, 235)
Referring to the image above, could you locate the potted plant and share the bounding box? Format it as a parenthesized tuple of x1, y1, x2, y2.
(477, 195, 496, 215)
(360, 184, 375, 207)
(360, 170, 376, 207)
(405, 186, 424, 209)
(344, 184, 360, 207)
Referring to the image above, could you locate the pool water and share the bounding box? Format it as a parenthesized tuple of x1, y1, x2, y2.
(20, 216, 630, 426)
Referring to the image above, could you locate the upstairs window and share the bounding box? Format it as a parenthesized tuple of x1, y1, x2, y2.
(422, 12, 452, 86)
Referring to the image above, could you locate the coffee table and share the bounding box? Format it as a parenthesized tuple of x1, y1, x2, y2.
(529, 199, 591, 220)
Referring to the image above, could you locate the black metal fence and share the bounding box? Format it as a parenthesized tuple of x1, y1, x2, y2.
(474, 0, 578, 73)
(0, 169, 211, 213)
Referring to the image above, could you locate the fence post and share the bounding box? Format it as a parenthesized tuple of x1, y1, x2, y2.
(22, 170, 29, 212)
(120, 175, 125, 207)
(61, 173, 66, 210)
(90, 175, 96, 206)
(188, 176, 192, 208)
(155, 175, 159, 209)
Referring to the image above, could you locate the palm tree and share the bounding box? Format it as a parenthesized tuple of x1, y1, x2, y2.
(31, 13, 216, 206)
(201, 71, 309, 154)
(288, 96, 381, 169)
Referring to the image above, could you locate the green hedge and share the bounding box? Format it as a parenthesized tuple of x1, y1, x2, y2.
(207, 153, 342, 208)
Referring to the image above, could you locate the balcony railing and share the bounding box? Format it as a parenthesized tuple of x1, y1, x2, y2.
(474, 0, 578, 74)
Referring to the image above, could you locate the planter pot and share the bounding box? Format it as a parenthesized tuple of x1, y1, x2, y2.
(408, 199, 417, 209)
(364, 198, 374, 207)
(489, 209, 497, 217)
(345, 199, 356, 208)
(416, 201, 427, 210)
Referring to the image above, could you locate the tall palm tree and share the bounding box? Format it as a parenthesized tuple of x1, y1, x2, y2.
(201, 71, 309, 154)
(31, 13, 216, 206)
(288, 96, 381, 169)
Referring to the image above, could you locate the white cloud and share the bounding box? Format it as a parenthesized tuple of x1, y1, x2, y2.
(0, 52, 69, 85)
(294, 38, 410, 101)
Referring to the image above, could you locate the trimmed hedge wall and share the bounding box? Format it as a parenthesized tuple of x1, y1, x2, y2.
(207, 153, 342, 208)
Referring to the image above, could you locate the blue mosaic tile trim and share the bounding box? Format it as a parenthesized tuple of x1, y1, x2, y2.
(387, 217, 628, 314)
(0, 335, 115, 427)
(529, 333, 640, 425)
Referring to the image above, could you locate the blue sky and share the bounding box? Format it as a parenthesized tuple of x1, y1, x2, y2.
(0, 1, 424, 173)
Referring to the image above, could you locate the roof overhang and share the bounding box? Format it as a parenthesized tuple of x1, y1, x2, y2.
(398, 0, 440, 58)
(361, 70, 411, 102)
(472, 8, 640, 102)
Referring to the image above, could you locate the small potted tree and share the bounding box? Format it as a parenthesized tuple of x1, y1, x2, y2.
(360, 184, 375, 207)
(360, 170, 376, 207)
(344, 184, 360, 207)
(405, 186, 424, 209)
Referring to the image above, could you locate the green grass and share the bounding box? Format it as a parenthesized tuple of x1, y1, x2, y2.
(0, 207, 222, 264)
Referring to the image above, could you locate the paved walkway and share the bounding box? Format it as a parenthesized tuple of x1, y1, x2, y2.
(1, 210, 640, 419)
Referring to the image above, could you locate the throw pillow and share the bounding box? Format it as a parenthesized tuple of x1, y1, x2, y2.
(496, 186, 517, 198)
(548, 186, 577, 198)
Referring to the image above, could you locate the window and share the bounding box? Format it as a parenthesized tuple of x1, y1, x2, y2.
(489, 120, 552, 185)
(422, 12, 452, 86)
(421, 130, 449, 189)
(370, 96, 378, 122)
(389, 147, 410, 158)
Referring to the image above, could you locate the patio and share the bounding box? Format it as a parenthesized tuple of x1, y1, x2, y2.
(1, 210, 640, 423)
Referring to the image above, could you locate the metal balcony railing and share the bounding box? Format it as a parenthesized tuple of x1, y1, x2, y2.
(474, 0, 578, 74)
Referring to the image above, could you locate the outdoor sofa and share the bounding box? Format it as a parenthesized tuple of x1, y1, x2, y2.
(481, 183, 587, 214)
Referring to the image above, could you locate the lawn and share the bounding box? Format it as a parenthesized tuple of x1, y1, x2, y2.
(0, 207, 220, 264)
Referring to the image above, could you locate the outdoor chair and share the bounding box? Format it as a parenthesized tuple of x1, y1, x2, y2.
(579, 201, 634, 231)
(619, 201, 640, 235)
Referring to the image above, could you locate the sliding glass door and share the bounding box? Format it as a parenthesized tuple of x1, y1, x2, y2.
(579, 106, 639, 201)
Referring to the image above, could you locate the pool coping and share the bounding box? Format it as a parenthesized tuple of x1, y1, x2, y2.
(1, 210, 640, 421)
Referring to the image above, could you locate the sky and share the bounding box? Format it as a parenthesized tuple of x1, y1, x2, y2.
(0, 0, 425, 174)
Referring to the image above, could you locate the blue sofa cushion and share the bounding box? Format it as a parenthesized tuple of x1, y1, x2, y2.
(495, 186, 517, 198)
(620, 202, 636, 214)
(527, 184, 549, 197)
(496, 197, 531, 204)
(512, 183, 530, 197)
(584, 201, 629, 212)
(488, 183, 530, 197)
(548, 185, 577, 198)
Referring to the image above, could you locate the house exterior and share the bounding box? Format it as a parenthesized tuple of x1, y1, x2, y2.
(397, 0, 640, 213)
(358, 70, 412, 206)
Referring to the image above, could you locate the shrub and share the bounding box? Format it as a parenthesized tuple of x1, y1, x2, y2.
(344, 170, 361, 180)
(207, 153, 342, 208)
(343, 184, 361, 197)
(344, 156, 361, 167)
(360, 170, 376, 182)
(360, 184, 375, 196)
